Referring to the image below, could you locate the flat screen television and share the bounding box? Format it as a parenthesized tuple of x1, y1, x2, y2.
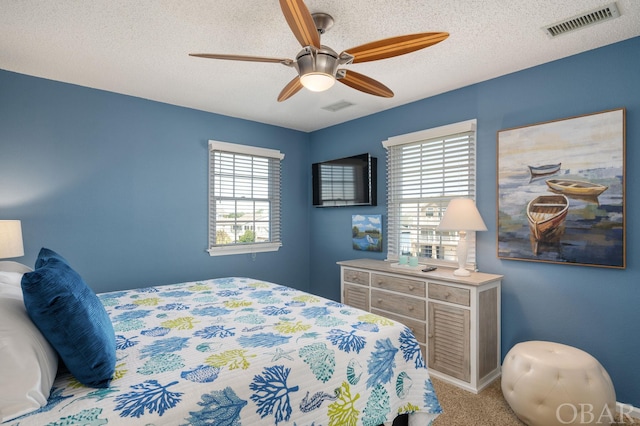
(312, 153, 377, 207)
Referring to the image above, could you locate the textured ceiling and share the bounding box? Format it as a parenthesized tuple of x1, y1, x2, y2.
(2, 1, 639, 132)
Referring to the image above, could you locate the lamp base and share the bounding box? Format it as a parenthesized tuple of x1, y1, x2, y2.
(453, 267, 471, 277)
(454, 231, 471, 277)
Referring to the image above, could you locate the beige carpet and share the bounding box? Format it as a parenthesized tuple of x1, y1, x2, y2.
(430, 377, 639, 426)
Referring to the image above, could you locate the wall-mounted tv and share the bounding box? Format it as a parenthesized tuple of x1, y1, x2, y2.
(312, 153, 377, 207)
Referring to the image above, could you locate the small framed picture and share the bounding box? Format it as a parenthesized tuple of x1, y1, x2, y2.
(352, 214, 382, 252)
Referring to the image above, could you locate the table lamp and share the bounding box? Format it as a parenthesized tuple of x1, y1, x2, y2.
(0, 220, 29, 273)
(437, 199, 487, 276)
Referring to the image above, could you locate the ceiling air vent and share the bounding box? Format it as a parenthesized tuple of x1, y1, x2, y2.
(543, 2, 620, 38)
(322, 100, 355, 112)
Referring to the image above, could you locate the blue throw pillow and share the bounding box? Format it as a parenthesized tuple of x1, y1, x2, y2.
(21, 248, 116, 388)
(33, 247, 68, 268)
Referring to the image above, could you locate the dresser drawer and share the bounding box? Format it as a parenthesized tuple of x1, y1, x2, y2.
(343, 283, 369, 311)
(371, 273, 426, 297)
(428, 283, 470, 306)
(371, 289, 426, 320)
(371, 308, 426, 343)
(343, 268, 369, 286)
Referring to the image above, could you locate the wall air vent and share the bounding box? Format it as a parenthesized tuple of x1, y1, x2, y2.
(543, 2, 620, 38)
(322, 100, 355, 112)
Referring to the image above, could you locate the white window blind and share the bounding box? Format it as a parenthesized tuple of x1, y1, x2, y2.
(382, 119, 478, 269)
(208, 140, 284, 256)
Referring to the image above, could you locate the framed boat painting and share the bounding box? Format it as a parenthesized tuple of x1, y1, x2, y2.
(496, 108, 625, 268)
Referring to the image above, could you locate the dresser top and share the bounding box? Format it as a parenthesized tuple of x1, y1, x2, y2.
(337, 259, 502, 286)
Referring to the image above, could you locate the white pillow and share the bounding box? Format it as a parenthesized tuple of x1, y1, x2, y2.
(0, 271, 58, 423)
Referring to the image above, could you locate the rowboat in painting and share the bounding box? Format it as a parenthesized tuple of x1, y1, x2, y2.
(527, 194, 569, 241)
(528, 163, 561, 177)
(545, 178, 608, 197)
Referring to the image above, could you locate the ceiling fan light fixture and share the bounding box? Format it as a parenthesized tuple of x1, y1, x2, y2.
(295, 45, 339, 92)
(300, 72, 335, 91)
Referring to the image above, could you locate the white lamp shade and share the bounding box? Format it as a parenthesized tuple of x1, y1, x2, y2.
(0, 220, 24, 259)
(437, 199, 487, 231)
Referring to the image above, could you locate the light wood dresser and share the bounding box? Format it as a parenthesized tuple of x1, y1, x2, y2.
(337, 258, 502, 393)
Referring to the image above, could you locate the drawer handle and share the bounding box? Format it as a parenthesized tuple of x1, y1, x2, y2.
(408, 306, 414, 311)
(377, 298, 383, 303)
(445, 292, 451, 298)
(408, 285, 415, 291)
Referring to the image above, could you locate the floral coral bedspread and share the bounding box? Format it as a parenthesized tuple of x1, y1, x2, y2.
(12, 277, 441, 425)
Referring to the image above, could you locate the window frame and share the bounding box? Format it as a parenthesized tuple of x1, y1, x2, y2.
(382, 119, 479, 269)
(207, 140, 284, 256)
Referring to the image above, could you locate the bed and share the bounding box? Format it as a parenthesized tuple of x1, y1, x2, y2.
(1, 252, 442, 425)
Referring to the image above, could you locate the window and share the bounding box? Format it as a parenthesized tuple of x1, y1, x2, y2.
(382, 119, 478, 269)
(208, 140, 284, 256)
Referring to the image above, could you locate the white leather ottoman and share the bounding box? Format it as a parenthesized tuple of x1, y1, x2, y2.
(501, 341, 616, 426)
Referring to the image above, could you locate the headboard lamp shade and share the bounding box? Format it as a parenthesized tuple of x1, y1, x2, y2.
(0, 220, 24, 259)
(437, 199, 486, 276)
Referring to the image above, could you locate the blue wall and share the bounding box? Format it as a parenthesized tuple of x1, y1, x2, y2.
(309, 37, 639, 406)
(1, 36, 638, 406)
(0, 70, 311, 293)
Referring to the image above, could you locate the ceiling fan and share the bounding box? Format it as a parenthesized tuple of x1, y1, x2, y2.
(189, 0, 449, 102)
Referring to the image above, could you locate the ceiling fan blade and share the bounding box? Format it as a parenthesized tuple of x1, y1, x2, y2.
(279, 0, 320, 48)
(189, 53, 293, 66)
(343, 32, 449, 64)
(337, 70, 393, 98)
(277, 77, 304, 102)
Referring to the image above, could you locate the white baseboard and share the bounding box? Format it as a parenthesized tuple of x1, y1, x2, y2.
(616, 401, 640, 420)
